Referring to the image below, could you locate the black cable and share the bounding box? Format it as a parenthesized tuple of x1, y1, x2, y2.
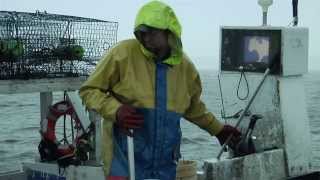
(71, 116, 74, 142)
(218, 73, 251, 120)
(218, 74, 226, 122)
(58, 167, 66, 177)
(62, 91, 69, 145)
(63, 114, 69, 145)
(224, 109, 243, 119)
(236, 69, 250, 100)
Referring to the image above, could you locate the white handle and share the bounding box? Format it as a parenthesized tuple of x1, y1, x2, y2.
(127, 130, 135, 180)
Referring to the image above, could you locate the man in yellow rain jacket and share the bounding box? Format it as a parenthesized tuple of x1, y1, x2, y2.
(79, 1, 241, 179)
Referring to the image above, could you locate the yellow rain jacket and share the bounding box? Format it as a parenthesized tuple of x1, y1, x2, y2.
(79, 0, 223, 178)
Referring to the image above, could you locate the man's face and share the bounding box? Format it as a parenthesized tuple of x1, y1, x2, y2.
(140, 28, 169, 56)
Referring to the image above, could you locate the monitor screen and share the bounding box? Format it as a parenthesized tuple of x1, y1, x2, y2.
(220, 28, 281, 73)
(243, 36, 270, 64)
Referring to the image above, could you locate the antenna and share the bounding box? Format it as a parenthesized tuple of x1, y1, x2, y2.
(258, 0, 273, 26)
(292, 0, 298, 26)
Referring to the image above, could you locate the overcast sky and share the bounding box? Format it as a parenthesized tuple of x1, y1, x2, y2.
(1, 0, 319, 70)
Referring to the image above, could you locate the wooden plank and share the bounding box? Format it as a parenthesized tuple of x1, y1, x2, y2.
(40, 92, 53, 133)
(0, 77, 87, 94)
(89, 111, 102, 163)
(66, 91, 91, 131)
(66, 92, 102, 163)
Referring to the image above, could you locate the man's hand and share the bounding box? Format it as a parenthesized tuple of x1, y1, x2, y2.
(216, 125, 242, 150)
(115, 104, 144, 137)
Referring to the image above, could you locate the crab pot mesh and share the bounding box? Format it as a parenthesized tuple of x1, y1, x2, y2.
(0, 11, 118, 80)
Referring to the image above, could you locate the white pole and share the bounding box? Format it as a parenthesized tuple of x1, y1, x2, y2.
(127, 130, 135, 180)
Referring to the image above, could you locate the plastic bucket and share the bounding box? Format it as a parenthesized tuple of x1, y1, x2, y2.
(176, 160, 197, 180)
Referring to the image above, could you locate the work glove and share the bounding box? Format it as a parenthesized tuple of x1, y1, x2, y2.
(216, 125, 242, 150)
(115, 104, 144, 137)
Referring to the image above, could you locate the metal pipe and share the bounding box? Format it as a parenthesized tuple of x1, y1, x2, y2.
(127, 130, 135, 180)
(263, 12, 268, 26)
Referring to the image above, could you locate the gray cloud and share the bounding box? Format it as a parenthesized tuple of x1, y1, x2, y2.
(1, 0, 319, 70)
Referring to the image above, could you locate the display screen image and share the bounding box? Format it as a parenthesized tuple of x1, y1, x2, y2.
(243, 36, 270, 64)
(220, 28, 281, 73)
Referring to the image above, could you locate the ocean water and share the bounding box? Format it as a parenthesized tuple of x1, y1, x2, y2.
(0, 70, 320, 173)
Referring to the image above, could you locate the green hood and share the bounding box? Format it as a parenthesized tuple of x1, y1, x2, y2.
(134, 0, 183, 65)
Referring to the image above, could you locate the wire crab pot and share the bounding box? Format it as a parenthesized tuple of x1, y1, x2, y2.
(0, 11, 118, 80)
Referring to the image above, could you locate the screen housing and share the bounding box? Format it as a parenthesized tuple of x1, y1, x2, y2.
(220, 28, 281, 74)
